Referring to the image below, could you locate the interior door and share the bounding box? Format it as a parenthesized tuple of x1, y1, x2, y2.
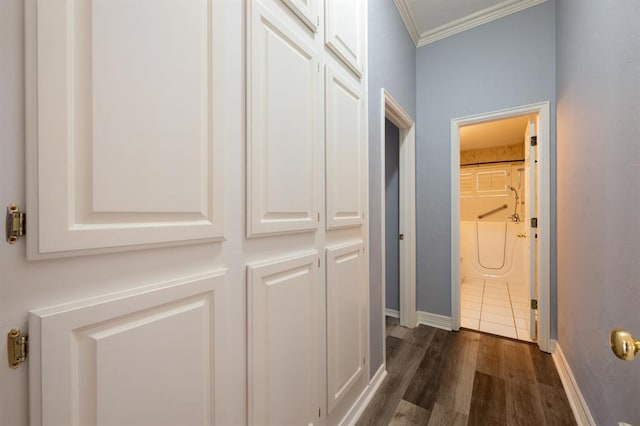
(1, 1, 245, 424)
(523, 118, 538, 341)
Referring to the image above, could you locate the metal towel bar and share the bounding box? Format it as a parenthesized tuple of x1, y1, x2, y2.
(477, 204, 508, 220)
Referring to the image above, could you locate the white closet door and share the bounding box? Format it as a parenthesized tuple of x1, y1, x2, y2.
(326, 242, 366, 415)
(325, 65, 364, 229)
(29, 0, 223, 257)
(325, 0, 364, 77)
(248, 253, 321, 425)
(29, 272, 226, 426)
(247, 3, 320, 237)
(281, 0, 319, 32)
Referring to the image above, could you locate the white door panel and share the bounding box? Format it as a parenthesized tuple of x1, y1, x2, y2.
(325, 65, 363, 230)
(248, 253, 321, 425)
(248, 3, 320, 237)
(325, 0, 363, 77)
(326, 242, 366, 415)
(29, 0, 224, 256)
(29, 271, 226, 426)
(281, 0, 319, 32)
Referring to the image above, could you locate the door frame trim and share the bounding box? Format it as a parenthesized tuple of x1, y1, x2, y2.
(380, 89, 417, 329)
(450, 101, 552, 352)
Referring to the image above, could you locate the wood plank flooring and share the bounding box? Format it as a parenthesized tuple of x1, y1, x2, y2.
(357, 317, 576, 426)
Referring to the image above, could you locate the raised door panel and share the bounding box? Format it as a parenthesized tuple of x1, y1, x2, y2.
(248, 253, 320, 425)
(248, 3, 320, 237)
(325, 66, 363, 230)
(29, 0, 223, 256)
(325, 0, 363, 77)
(326, 242, 366, 414)
(281, 0, 319, 32)
(29, 272, 226, 426)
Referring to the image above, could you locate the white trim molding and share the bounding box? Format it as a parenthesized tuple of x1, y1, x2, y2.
(385, 308, 400, 319)
(341, 364, 387, 426)
(394, 0, 547, 47)
(417, 311, 452, 331)
(552, 344, 596, 426)
(450, 102, 552, 353)
(380, 89, 417, 331)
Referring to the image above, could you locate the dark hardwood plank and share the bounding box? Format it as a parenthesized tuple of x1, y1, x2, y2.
(528, 344, 563, 387)
(476, 333, 504, 378)
(389, 400, 431, 425)
(501, 339, 535, 385)
(467, 371, 506, 426)
(536, 383, 578, 426)
(505, 380, 546, 426)
(435, 330, 480, 415)
(401, 324, 437, 349)
(356, 337, 424, 426)
(402, 328, 450, 411)
(427, 402, 468, 426)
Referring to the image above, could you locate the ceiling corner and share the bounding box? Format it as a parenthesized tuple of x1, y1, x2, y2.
(393, 0, 420, 47)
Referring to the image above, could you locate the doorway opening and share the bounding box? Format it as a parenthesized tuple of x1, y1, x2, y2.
(380, 90, 416, 340)
(451, 102, 552, 352)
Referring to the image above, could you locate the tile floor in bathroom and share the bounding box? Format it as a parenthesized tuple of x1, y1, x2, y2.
(460, 278, 532, 341)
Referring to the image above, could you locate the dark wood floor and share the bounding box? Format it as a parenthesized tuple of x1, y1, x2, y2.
(357, 317, 576, 426)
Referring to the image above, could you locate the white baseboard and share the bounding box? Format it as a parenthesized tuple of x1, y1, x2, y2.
(341, 363, 387, 425)
(417, 310, 452, 331)
(552, 343, 596, 426)
(384, 308, 399, 318)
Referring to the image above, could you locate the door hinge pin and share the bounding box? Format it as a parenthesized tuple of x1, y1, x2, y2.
(7, 329, 28, 369)
(6, 204, 26, 244)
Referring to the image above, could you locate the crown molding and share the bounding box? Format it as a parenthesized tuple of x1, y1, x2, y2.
(394, 0, 548, 48)
(393, 0, 420, 46)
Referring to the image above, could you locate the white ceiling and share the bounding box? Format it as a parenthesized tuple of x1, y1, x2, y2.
(394, 0, 547, 46)
(460, 115, 534, 151)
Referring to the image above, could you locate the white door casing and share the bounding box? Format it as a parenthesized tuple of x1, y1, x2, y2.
(325, 0, 364, 77)
(450, 102, 551, 352)
(325, 65, 364, 230)
(247, 3, 320, 238)
(326, 241, 366, 414)
(380, 90, 417, 330)
(28, 0, 224, 257)
(247, 252, 321, 426)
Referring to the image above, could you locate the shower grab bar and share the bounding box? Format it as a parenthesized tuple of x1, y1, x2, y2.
(477, 204, 508, 219)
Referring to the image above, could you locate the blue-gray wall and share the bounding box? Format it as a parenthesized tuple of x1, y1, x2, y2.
(415, 2, 557, 336)
(368, 0, 416, 376)
(556, 0, 640, 423)
(385, 119, 400, 311)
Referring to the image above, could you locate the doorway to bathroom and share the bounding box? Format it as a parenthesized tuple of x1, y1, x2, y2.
(450, 103, 552, 352)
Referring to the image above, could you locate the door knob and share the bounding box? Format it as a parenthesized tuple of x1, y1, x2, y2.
(609, 328, 640, 361)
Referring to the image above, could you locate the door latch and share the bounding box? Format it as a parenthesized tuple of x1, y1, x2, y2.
(6, 204, 25, 244)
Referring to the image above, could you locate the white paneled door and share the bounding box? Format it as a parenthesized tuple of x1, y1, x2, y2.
(5, 0, 368, 424)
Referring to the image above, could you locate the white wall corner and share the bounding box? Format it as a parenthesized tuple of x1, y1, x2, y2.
(341, 363, 387, 426)
(417, 311, 452, 331)
(393, 0, 420, 46)
(552, 343, 597, 426)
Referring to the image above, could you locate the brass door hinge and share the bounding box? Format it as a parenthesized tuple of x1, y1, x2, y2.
(6, 204, 26, 244)
(7, 329, 28, 369)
